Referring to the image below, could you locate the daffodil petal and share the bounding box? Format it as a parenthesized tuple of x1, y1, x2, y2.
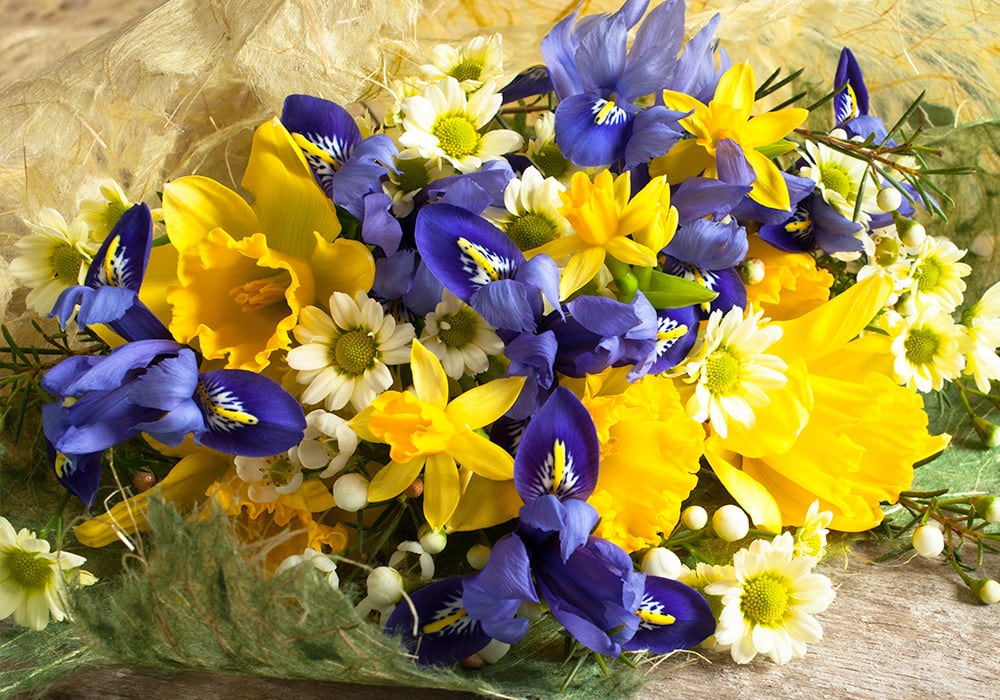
(410, 339, 449, 409)
(446, 376, 526, 429)
(446, 473, 521, 532)
(241, 118, 342, 260)
(559, 246, 606, 300)
(648, 139, 714, 182)
(310, 234, 375, 301)
(368, 458, 425, 502)
(715, 62, 755, 120)
(745, 108, 809, 147)
(423, 452, 461, 530)
(744, 148, 793, 211)
(449, 430, 515, 481)
(704, 434, 782, 533)
(604, 236, 658, 267)
(163, 176, 260, 252)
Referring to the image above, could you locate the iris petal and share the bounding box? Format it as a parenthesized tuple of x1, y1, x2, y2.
(554, 93, 632, 168)
(621, 575, 716, 653)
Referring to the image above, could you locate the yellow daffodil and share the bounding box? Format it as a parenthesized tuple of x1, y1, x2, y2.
(703, 273, 949, 532)
(652, 63, 808, 211)
(350, 340, 525, 530)
(162, 118, 375, 371)
(531, 169, 678, 299)
(744, 236, 834, 321)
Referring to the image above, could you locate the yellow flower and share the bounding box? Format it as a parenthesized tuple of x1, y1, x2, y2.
(652, 63, 808, 211)
(530, 169, 677, 300)
(350, 340, 525, 530)
(162, 118, 375, 371)
(565, 368, 703, 553)
(744, 236, 834, 321)
(704, 273, 949, 532)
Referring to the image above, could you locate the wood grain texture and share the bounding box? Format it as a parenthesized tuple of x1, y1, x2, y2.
(3, 2, 999, 698)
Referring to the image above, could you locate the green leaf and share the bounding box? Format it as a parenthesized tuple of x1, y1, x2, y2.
(640, 270, 717, 309)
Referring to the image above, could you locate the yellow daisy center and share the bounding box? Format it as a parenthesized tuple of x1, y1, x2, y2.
(820, 163, 853, 199)
(904, 327, 940, 366)
(532, 143, 567, 179)
(103, 199, 130, 233)
(3, 548, 53, 590)
(433, 116, 480, 159)
(740, 571, 790, 627)
(450, 59, 484, 83)
(334, 329, 379, 376)
(437, 308, 478, 349)
(394, 158, 430, 193)
(913, 257, 943, 293)
(507, 214, 559, 251)
(704, 347, 741, 395)
(49, 244, 86, 282)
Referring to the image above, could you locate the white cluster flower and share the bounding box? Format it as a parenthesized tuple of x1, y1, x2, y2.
(289, 409, 359, 478)
(234, 454, 304, 503)
(354, 566, 404, 618)
(275, 547, 339, 590)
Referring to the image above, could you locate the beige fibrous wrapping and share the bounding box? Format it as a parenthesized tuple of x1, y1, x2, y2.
(1, 0, 998, 333)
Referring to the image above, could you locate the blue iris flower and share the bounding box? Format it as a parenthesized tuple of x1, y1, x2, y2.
(50, 203, 172, 343)
(385, 389, 715, 664)
(41, 338, 306, 505)
(541, 0, 694, 168)
(281, 95, 397, 221)
(759, 191, 865, 255)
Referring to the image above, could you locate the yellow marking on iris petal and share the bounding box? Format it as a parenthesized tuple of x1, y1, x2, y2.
(422, 609, 467, 635)
(103, 236, 121, 286)
(457, 237, 500, 281)
(657, 325, 688, 343)
(197, 384, 259, 425)
(784, 220, 811, 233)
(846, 84, 859, 120)
(637, 609, 676, 625)
(551, 439, 566, 493)
(594, 99, 619, 125)
(54, 453, 70, 478)
(292, 133, 340, 169)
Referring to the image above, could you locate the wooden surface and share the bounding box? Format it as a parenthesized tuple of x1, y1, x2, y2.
(2, 2, 999, 698)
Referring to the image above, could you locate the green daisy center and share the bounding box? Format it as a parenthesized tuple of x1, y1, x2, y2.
(394, 158, 430, 194)
(532, 143, 568, 179)
(904, 327, 940, 366)
(450, 59, 485, 83)
(740, 572, 790, 627)
(437, 308, 479, 349)
(104, 199, 130, 232)
(433, 116, 480, 159)
(334, 329, 378, 376)
(913, 257, 943, 293)
(48, 244, 86, 282)
(820, 162, 853, 199)
(704, 347, 741, 395)
(507, 214, 559, 251)
(3, 548, 54, 590)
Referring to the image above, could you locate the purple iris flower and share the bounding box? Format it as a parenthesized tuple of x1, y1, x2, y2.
(648, 304, 698, 373)
(833, 48, 890, 144)
(281, 95, 397, 221)
(45, 442, 103, 508)
(415, 203, 560, 333)
(422, 159, 514, 214)
(41, 338, 306, 504)
(50, 203, 172, 343)
(541, 0, 692, 168)
(759, 191, 864, 255)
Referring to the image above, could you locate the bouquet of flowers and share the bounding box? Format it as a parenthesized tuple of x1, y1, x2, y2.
(2, 0, 999, 694)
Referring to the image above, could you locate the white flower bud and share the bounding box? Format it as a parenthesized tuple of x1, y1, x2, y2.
(642, 548, 683, 579)
(741, 258, 766, 285)
(477, 639, 511, 664)
(972, 578, 1000, 605)
(972, 496, 1000, 524)
(366, 566, 404, 607)
(466, 544, 491, 570)
(517, 600, 545, 622)
(970, 231, 995, 258)
(332, 473, 369, 512)
(898, 219, 926, 248)
(681, 505, 709, 531)
(419, 528, 447, 555)
(911, 524, 945, 558)
(712, 505, 750, 542)
(877, 187, 903, 213)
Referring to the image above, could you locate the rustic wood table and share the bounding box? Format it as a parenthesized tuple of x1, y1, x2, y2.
(2, 1, 998, 698)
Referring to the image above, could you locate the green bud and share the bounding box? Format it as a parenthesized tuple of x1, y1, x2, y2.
(971, 495, 1000, 524)
(970, 578, 1000, 605)
(970, 416, 1000, 448)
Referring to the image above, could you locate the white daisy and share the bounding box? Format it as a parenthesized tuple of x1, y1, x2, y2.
(234, 454, 304, 503)
(677, 561, 736, 650)
(682, 306, 788, 438)
(289, 409, 359, 478)
(905, 235, 971, 313)
(0, 516, 96, 631)
(77, 178, 162, 242)
(706, 532, 835, 665)
(398, 77, 523, 173)
(961, 281, 1000, 392)
(287, 291, 414, 412)
(486, 166, 571, 251)
(527, 111, 573, 181)
(792, 501, 832, 559)
(890, 306, 968, 392)
(420, 290, 503, 379)
(420, 34, 504, 92)
(799, 136, 879, 224)
(383, 155, 453, 218)
(9, 208, 97, 315)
